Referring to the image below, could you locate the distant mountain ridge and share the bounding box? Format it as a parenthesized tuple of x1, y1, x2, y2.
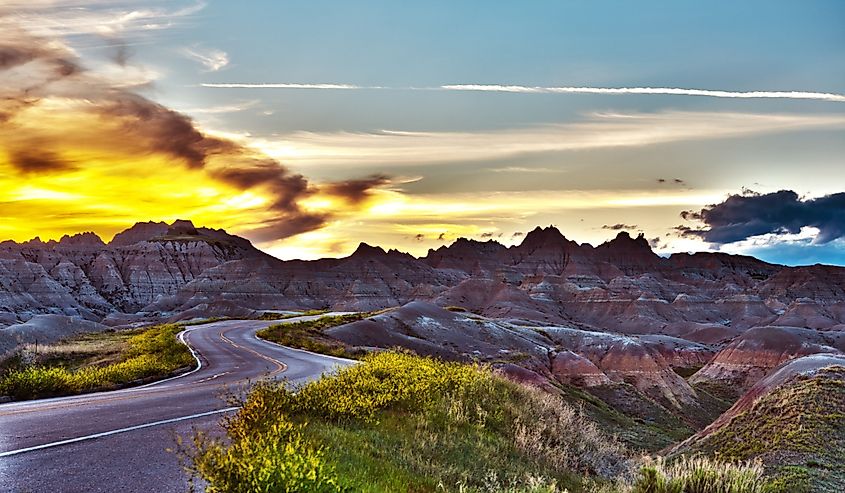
(2, 221, 844, 370)
(1, 221, 841, 326)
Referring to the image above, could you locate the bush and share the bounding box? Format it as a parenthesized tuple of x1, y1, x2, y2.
(191, 416, 347, 493)
(629, 456, 771, 493)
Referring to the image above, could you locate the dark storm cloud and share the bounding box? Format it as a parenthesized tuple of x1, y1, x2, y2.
(680, 190, 845, 244)
(325, 174, 390, 204)
(9, 150, 75, 174)
(602, 223, 638, 230)
(242, 215, 327, 243)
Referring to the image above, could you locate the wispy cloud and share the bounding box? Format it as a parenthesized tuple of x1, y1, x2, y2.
(202, 83, 369, 89)
(201, 81, 845, 103)
(181, 46, 229, 71)
(174, 100, 259, 115)
(1, 1, 206, 38)
(240, 112, 845, 169)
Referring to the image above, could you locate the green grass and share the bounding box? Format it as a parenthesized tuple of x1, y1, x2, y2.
(0, 324, 194, 400)
(256, 313, 375, 359)
(190, 351, 632, 492)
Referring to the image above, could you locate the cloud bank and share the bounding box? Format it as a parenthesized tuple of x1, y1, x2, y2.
(681, 190, 845, 244)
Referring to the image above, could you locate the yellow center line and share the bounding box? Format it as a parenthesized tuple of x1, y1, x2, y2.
(218, 327, 287, 377)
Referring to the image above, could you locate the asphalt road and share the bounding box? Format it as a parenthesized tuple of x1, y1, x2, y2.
(0, 316, 354, 493)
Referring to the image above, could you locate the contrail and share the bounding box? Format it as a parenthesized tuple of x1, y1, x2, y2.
(442, 84, 845, 102)
(201, 82, 845, 102)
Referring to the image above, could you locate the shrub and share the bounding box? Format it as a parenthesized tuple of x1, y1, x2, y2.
(191, 416, 346, 493)
(629, 456, 771, 493)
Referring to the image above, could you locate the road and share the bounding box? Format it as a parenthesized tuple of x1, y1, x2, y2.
(0, 317, 354, 493)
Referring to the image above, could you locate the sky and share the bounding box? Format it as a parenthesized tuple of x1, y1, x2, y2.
(1, 1, 844, 264)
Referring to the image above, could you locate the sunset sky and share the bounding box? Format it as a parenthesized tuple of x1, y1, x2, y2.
(1, 1, 844, 264)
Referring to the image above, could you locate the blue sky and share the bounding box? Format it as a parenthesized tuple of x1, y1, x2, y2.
(3, 1, 844, 263)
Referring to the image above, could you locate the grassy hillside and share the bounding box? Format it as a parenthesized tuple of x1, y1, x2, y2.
(680, 366, 845, 492)
(189, 351, 781, 493)
(256, 313, 374, 358)
(0, 324, 194, 400)
(190, 351, 630, 492)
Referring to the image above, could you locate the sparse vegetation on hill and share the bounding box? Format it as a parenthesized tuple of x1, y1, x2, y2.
(256, 312, 376, 358)
(181, 309, 331, 326)
(190, 351, 632, 492)
(680, 366, 845, 492)
(0, 324, 193, 400)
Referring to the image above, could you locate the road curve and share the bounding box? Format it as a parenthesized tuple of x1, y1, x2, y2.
(0, 316, 354, 493)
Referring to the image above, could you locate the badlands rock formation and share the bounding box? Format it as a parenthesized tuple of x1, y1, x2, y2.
(0, 220, 265, 353)
(2, 221, 844, 419)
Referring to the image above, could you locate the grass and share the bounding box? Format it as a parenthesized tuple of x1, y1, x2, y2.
(189, 351, 632, 492)
(0, 324, 194, 400)
(626, 456, 776, 493)
(256, 313, 375, 359)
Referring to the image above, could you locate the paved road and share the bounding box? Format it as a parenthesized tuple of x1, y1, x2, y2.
(0, 317, 353, 493)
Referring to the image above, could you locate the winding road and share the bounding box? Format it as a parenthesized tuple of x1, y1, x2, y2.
(0, 316, 353, 493)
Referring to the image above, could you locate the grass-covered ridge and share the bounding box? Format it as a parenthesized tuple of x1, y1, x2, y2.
(190, 351, 632, 492)
(682, 366, 845, 492)
(256, 312, 374, 358)
(0, 324, 194, 400)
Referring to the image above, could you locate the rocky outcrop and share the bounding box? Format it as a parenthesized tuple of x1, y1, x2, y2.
(690, 326, 845, 393)
(0, 220, 263, 332)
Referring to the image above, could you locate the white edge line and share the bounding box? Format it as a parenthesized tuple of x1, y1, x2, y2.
(0, 407, 239, 458)
(134, 326, 203, 389)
